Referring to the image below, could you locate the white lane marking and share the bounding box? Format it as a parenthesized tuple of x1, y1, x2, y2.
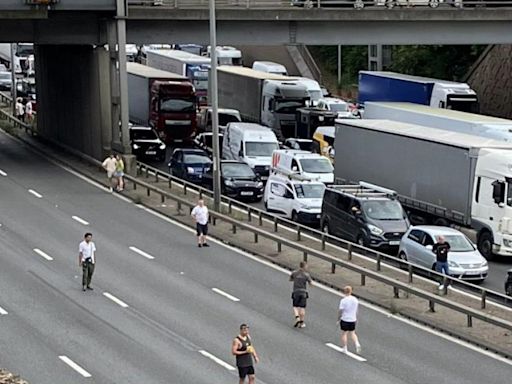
(325, 342, 367, 362)
(28, 189, 43, 198)
(0, 306, 8, 315)
(0, 169, 7, 176)
(33, 248, 53, 261)
(129, 246, 155, 260)
(103, 292, 129, 308)
(212, 288, 240, 302)
(198, 350, 236, 371)
(72, 215, 89, 225)
(58, 355, 92, 378)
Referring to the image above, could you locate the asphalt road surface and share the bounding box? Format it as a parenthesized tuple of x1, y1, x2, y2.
(1, 130, 511, 384)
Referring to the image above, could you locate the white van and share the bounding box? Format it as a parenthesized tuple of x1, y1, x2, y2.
(264, 172, 325, 224)
(271, 149, 334, 184)
(222, 122, 279, 180)
(252, 61, 288, 76)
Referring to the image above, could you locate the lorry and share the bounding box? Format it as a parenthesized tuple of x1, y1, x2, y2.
(295, 107, 337, 139)
(205, 46, 242, 66)
(358, 71, 479, 113)
(334, 118, 512, 260)
(127, 62, 197, 143)
(0, 43, 34, 75)
(146, 49, 210, 106)
(217, 66, 310, 139)
(364, 102, 512, 142)
(197, 106, 241, 133)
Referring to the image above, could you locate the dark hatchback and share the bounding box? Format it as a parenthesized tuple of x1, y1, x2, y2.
(168, 148, 212, 184)
(129, 125, 167, 161)
(201, 160, 264, 202)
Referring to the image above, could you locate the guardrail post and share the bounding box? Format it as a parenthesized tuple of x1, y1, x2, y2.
(321, 234, 326, 250)
(133, 180, 137, 190)
(408, 264, 414, 283)
(147, 187, 150, 197)
(347, 244, 352, 260)
(212, 217, 216, 226)
(360, 275, 366, 286)
(155, 172, 158, 182)
(183, 184, 187, 195)
(258, 212, 263, 226)
(160, 194, 165, 203)
(247, 208, 252, 222)
(277, 242, 282, 253)
(303, 252, 308, 262)
(393, 287, 399, 299)
(232, 224, 237, 234)
(168, 178, 172, 189)
(228, 201, 232, 214)
(376, 253, 382, 271)
(177, 201, 182, 214)
(137, 165, 141, 176)
(199, 190, 203, 200)
(480, 290, 486, 309)
(467, 315, 473, 327)
(297, 226, 301, 241)
(429, 301, 435, 312)
(274, 217, 278, 232)
(331, 262, 336, 274)
(145, 167, 149, 178)
(254, 233, 258, 243)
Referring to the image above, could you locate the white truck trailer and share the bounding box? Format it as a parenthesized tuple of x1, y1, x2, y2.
(334, 118, 512, 260)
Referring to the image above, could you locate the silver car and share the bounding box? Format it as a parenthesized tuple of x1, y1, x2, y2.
(398, 226, 488, 283)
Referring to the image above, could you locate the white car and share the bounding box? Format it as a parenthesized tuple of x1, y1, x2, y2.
(317, 97, 356, 119)
(398, 226, 488, 283)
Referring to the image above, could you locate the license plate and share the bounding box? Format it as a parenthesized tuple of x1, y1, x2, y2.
(389, 240, 400, 246)
(146, 151, 156, 155)
(241, 191, 253, 196)
(465, 270, 481, 275)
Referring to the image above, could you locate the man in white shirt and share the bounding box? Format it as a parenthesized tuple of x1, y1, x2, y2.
(338, 286, 362, 354)
(78, 232, 97, 292)
(102, 154, 117, 192)
(191, 199, 209, 248)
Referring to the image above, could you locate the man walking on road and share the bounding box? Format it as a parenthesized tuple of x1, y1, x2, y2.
(191, 199, 209, 247)
(79, 232, 96, 292)
(432, 235, 451, 290)
(232, 324, 259, 384)
(338, 286, 361, 354)
(289, 261, 312, 328)
(102, 153, 117, 192)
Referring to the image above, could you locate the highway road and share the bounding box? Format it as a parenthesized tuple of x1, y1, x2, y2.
(1, 130, 511, 384)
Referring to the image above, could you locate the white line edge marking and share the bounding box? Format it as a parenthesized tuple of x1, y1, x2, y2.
(212, 288, 240, 302)
(198, 350, 236, 371)
(33, 248, 53, 261)
(58, 355, 92, 378)
(325, 342, 367, 362)
(0, 169, 7, 176)
(103, 292, 129, 308)
(129, 246, 155, 260)
(28, 189, 43, 198)
(72, 215, 89, 225)
(0, 306, 8, 315)
(22, 145, 510, 366)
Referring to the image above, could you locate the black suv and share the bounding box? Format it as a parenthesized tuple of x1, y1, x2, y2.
(320, 182, 409, 251)
(129, 125, 166, 161)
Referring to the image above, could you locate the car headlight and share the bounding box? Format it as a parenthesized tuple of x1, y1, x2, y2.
(225, 180, 235, 187)
(159, 143, 166, 150)
(133, 143, 140, 150)
(481, 260, 488, 267)
(503, 239, 512, 247)
(187, 167, 195, 174)
(256, 181, 264, 188)
(367, 224, 383, 236)
(448, 261, 460, 268)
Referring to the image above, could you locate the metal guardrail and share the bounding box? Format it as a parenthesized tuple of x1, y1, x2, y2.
(136, 161, 512, 309)
(0, 91, 13, 107)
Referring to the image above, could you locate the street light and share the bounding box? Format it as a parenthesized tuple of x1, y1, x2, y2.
(209, 0, 222, 212)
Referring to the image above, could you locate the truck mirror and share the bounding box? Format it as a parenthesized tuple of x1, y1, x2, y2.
(492, 180, 505, 205)
(239, 149, 244, 157)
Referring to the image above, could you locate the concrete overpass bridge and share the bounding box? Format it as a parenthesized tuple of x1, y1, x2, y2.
(2, 0, 512, 160)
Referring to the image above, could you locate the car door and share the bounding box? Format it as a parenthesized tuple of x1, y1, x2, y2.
(333, 194, 351, 239)
(175, 151, 184, 178)
(420, 232, 436, 269)
(267, 182, 286, 213)
(201, 167, 214, 190)
(406, 229, 426, 265)
(169, 151, 180, 176)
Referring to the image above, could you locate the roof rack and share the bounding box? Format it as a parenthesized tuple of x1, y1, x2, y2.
(270, 168, 321, 182)
(328, 181, 397, 199)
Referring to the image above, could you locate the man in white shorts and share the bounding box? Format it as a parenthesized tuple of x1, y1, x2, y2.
(338, 285, 362, 354)
(102, 154, 117, 192)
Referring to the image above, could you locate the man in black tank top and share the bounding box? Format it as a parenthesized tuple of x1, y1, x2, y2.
(231, 324, 259, 384)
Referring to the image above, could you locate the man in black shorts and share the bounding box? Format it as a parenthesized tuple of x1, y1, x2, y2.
(191, 199, 210, 247)
(338, 286, 361, 354)
(289, 261, 313, 328)
(232, 324, 259, 384)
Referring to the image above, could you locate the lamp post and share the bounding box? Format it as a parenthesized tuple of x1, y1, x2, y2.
(209, 0, 221, 212)
(10, 43, 17, 117)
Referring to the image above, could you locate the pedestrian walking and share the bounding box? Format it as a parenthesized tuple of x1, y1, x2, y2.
(191, 199, 209, 247)
(114, 154, 125, 191)
(289, 261, 312, 328)
(338, 286, 361, 354)
(232, 324, 259, 384)
(15, 97, 24, 122)
(102, 153, 117, 192)
(25, 98, 34, 125)
(78, 232, 96, 292)
(432, 235, 451, 290)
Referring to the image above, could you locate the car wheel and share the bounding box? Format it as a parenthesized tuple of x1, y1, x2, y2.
(477, 231, 495, 260)
(429, 0, 440, 8)
(398, 251, 408, 270)
(506, 284, 512, 297)
(292, 210, 299, 223)
(356, 235, 366, 247)
(264, 200, 268, 210)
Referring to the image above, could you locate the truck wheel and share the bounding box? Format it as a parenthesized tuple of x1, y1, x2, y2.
(433, 218, 449, 227)
(477, 232, 495, 260)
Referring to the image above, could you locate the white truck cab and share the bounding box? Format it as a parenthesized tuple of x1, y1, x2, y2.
(294, 77, 323, 106)
(271, 149, 334, 184)
(264, 172, 326, 224)
(317, 97, 355, 119)
(252, 61, 288, 76)
(222, 122, 279, 180)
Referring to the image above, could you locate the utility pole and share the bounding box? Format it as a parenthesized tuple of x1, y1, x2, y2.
(10, 43, 17, 117)
(209, 0, 221, 212)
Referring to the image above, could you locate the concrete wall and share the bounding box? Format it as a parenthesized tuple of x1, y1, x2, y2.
(466, 45, 512, 119)
(35, 44, 112, 159)
(235, 45, 301, 76)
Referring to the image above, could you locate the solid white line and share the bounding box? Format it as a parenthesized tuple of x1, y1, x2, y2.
(212, 288, 240, 302)
(28, 189, 43, 198)
(0, 169, 6, 176)
(33, 248, 53, 261)
(103, 292, 129, 308)
(198, 350, 236, 371)
(325, 343, 367, 362)
(58, 355, 92, 378)
(72, 215, 89, 225)
(0, 306, 8, 315)
(129, 246, 155, 260)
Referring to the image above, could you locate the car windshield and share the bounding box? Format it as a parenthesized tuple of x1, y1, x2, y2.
(275, 99, 306, 113)
(245, 142, 279, 157)
(329, 103, 348, 112)
(17, 45, 33, 56)
(208, 113, 240, 127)
(443, 235, 475, 252)
(0, 73, 10, 80)
(309, 91, 323, 101)
(299, 158, 333, 173)
(362, 200, 404, 220)
(183, 154, 211, 164)
(131, 129, 157, 140)
(295, 183, 325, 199)
(160, 98, 196, 113)
(222, 163, 255, 178)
